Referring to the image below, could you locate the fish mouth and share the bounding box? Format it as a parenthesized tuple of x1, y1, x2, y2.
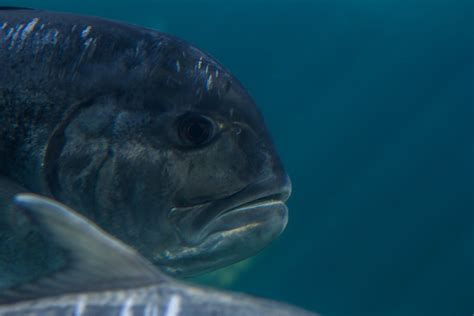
(160, 179, 290, 276)
(209, 191, 289, 219)
(161, 200, 288, 276)
(198, 193, 288, 239)
(168, 176, 291, 246)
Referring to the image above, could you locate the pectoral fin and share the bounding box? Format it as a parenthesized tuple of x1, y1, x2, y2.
(0, 194, 166, 303)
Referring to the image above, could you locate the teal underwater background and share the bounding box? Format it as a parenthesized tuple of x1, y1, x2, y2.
(3, 0, 473, 315)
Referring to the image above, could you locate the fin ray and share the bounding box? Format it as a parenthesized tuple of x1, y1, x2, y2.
(0, 194, 165, 304)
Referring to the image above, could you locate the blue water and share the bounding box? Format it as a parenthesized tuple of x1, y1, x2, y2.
(5, 0, 473, 315)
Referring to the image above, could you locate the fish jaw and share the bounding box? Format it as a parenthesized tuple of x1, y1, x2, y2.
(157, 176, 291, 277)
(160, 201, 288, 277)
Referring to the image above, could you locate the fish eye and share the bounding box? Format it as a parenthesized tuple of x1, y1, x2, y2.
(177, 113, 216, 147)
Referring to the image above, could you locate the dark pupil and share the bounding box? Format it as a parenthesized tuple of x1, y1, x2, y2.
(187, 121, 207, 141)
(182, 116, 211, 145)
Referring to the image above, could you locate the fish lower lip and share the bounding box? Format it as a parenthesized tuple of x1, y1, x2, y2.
(199, 199, 288, 247)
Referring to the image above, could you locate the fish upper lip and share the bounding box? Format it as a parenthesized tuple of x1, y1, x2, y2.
(217, 192, 289, 216)
(168, 191, 288, 223)
(170, 177, 291, 220)
(168, 176, 291, 245)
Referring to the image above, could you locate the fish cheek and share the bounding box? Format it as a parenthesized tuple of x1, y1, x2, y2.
(173, 129, 260, 204)
(91, 141, 184, 245)
(52, 137, 110, 215)
(45, 105, 116, 219)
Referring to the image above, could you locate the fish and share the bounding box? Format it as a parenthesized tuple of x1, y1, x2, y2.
(0, 7, 291, 285)
(0, 194, 316, 316)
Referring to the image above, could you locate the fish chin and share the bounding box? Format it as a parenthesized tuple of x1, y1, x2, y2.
(158, 201, 288, 277)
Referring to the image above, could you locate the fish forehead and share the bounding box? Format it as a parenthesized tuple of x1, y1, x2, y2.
(1, 15, 156, 67)
(0, 9, 156, 42)
(0, 9, 235, 111)
(0, 10, 164, 74)
(0, 9, 224, 70)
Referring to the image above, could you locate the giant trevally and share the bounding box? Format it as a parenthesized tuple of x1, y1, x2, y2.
(0, 194, 316, 316)
(0, 7, 291, 285)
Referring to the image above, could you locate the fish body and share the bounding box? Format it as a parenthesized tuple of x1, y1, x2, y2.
(0, 7, 290, 284)
(0, 195, 316, 316)
(1, 282, 316, 316)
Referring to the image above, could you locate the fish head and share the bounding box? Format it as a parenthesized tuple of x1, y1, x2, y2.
(46, 36, 291, 276)
(156, 51, 292, 276)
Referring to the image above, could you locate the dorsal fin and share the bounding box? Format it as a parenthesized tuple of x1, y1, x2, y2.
(0, 7, 35, 11)
(0, 194, 166, 303)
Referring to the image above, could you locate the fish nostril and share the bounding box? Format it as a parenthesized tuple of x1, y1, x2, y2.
(271, 173, 292, 202)
(278, 182, 292, 202)
(283, 174, 292, 199)
(281, 189, 291, 203)
(231, 122, 242, 135)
